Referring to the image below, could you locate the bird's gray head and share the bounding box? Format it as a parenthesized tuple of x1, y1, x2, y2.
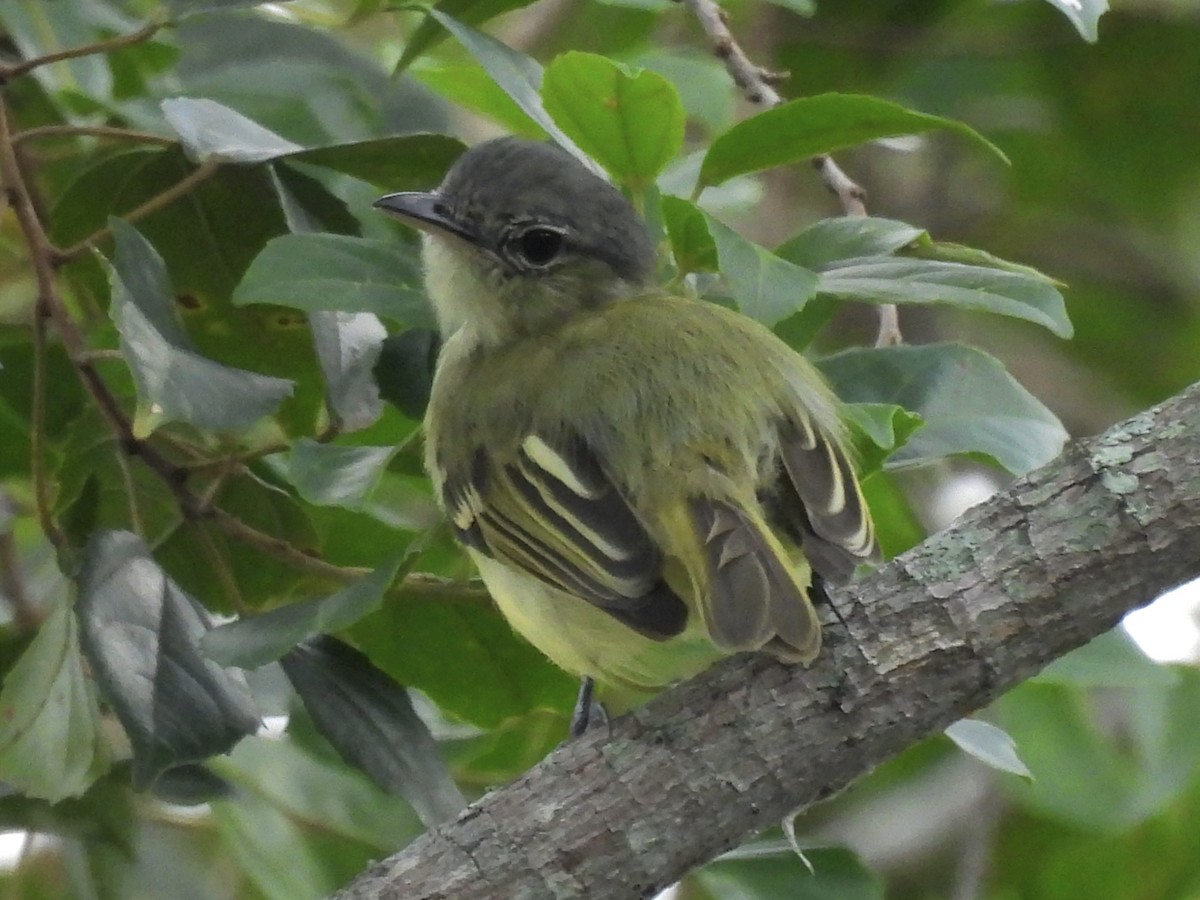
(374, 137, 655, 344)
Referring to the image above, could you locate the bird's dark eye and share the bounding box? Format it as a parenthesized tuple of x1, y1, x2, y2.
(514, 227, 564, 267)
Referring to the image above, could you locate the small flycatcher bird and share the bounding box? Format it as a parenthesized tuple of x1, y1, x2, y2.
(375, 137, 878, 732)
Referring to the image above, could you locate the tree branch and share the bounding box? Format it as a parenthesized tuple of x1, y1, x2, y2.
(335, 379, 1200, 899)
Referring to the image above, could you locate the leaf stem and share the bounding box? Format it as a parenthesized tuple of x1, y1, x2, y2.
(13, 124, 177, 148)
(53, 158, 223, 263)
(0, 20, 164, 81)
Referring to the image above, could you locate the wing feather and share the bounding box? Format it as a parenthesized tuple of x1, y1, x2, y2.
(442, 433, 687, 640)
(778, 416, 880, 583)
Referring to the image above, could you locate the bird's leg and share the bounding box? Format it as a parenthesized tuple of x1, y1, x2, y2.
(569, 675, 609, 737)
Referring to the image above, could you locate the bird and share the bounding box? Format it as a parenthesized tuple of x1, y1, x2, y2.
(374, 136, 879, 734)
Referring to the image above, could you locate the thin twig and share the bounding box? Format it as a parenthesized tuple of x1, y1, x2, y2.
(0, 20, 163, 81)
(53, 158, 222, 263)
(29, 298, 68, 555)
(681, 0, 901, 343)
(13, 124, 177, 148)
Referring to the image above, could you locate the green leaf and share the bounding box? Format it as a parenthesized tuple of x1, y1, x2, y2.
(412, 65, 548, 138)
(761, 0, 815, 15)
(110, 218, 189, 345)
(161, 97, 303, 163)
(211, 796, 335, 900)
(234, 234, 432, 324)
(843, 402, 924, 476)
(700, 94, 1007, 189)
(283, 440, 398, 509)
(426, 11, 587, 166)
(706, 215, 818, 324)
(287, 134, 467, 189)
(54, 148, 325, 436)
(76, 531, 260, 788)
(1042, 0, 1108, 42)
(310, 311, 386, 433)
(0, 606, 109, 802)
(661, 195, 718, 273)
(215, 732, 421, 849)
(204, 552, 407, 669)
(373, 328, 442, 421)
(816, 257, 1073, 338)
(1036, 629, 1178, 688)
(110, 268, 295, 437)
(167, 0, 276, 15)
(818, 343, 1068, 475)
(351, 598, 577, 729)
(281, 636, 467, 827)
(945, 718, 1033, 779)
(395, 0, 542, 74)
(777, 216, 926, 270)
(541, 52, 685, 189)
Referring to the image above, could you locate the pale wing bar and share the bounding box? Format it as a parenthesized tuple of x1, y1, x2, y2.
(778, 415, 879, 583)
(443, 434, 687, 639)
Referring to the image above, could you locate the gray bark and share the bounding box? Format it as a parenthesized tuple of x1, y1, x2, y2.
(336, 381, 1200, 900)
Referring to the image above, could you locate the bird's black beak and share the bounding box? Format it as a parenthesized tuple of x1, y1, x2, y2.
(373, 191, 477, 244)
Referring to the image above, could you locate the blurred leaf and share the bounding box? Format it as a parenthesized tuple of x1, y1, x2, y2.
(1042, 0, 1108, 42)
(997, 669, 1200, 832)
(905, 238, 1063, 283)
(661, 195, 718, 274)
(204, 552, 407, 669)
(819, 343, 1068, 475)
(707, 215, 818, 324)
(351, 598, 577, 729)
(762, 0, 816, 15)
(692, 846, 884, 900)
(373, 328, 442, 420)
(0, 606, 109, 802)
(150, 763, 235, 806)
(395, 0, 542, 73)
(446, 709, 568, 786)
(76, 531, 260, 788)
(699, 94, 1007, 189)
(161, 97, 303, 163)
(215, 732, 421, 848)
(413, 65, 548, 138)
(310, 311, 386, 432)
(270, 163, 361, 236)
(777, 217, 925, 270)
(816, 257, 1073, 338)
(168, 0, 276, 15)
(234, 234, 432, 324)
(287, 134, 466, 189)
(633, 51, 735, 133)
(843, 402, 924, 476)
(211, 796, 334, 900)
(281, 636, 467, 827)
(541, 52, 685, 189)
(945, 718, 1033, 778)
(427, 10, 588, 165)
(1036, 628, 1178, 688)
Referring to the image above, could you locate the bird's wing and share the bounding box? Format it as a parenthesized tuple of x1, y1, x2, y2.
(441, 433, 687, 640)
(776, 412, 880, 584)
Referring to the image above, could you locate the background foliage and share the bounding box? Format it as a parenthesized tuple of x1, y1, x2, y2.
(1, 0, 1198, 898)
